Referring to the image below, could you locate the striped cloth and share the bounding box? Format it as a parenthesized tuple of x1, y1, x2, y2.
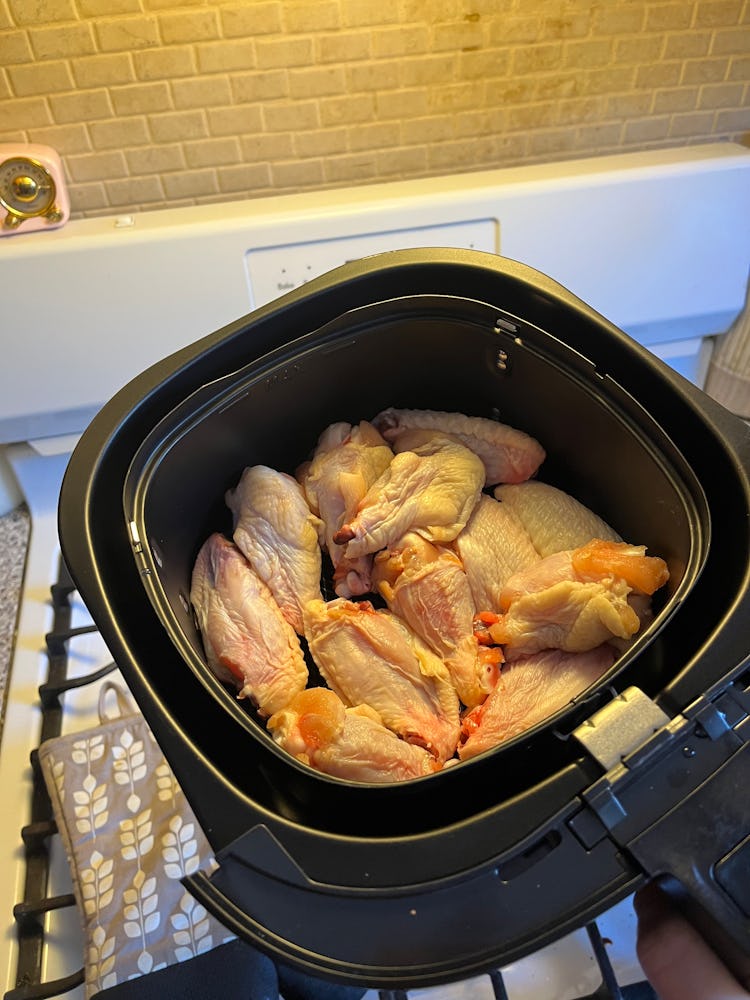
(704, 272, 750, 418)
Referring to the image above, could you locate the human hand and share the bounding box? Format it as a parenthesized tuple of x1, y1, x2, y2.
(634, 882, 750, 1000)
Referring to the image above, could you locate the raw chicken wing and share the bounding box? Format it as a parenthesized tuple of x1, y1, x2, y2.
(372, 532, 501, 708)
(333, 432, 484, 558)
(190, 533, 308, 717)
(226, 465, 323, 635)
(298, 420, 393, 598)
(456, 494, 541, 612)
(373, 407, 545, 485)
(494, 481, 621, 558)
(458, 645, 616, 759)
(268, 688, 441, 783)
(490, 578, 638, 655)
(305, 598, 461, 762)
(488, 539, 669, 656)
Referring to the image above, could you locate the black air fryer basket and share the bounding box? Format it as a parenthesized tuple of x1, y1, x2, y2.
(59, 249, 750, 989)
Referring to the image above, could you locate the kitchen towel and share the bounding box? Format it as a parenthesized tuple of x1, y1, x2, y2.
(704, 271, 750, 418)
(38, 681, 367, 1000)
(38, 681, 236, 998)
(96, 943, 367, 1000)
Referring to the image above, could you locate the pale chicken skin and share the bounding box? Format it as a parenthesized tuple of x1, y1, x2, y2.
(333, 432, 484, 559)
(458, 645, 617, 760)
(267, 688, 440, 782)
(190, 533, 308, 717)
(226, 464, 324, 635)
(492, 578, 639, 655)
(373, 407, 545, 486)
(494, 481, 621, 558)
(455, 494, 542, 613)
(304, 597, 461, 762)
(298, 420, 393, 598)
(372, 532, 501, 709)
(488, 540, 669, 656)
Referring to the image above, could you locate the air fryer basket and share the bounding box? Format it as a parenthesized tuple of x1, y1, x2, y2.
(124, 292, 706, 787)
(59, 249, 750, 988)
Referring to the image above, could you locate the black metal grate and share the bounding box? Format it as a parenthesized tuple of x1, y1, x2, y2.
(4, 560, 656, 1000)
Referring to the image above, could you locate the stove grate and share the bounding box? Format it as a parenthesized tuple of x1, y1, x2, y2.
(4, 560, 657, 1000)
(6, 562, 87, 1000)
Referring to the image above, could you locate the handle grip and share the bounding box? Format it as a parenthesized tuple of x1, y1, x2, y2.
(629, 742, 750, 988)
(661, 877, 750, 992)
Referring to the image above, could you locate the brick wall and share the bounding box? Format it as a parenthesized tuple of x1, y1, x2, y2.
(1, 0, 749, 218)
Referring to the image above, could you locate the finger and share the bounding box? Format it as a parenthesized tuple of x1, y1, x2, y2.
(634, 884, 750, 1000)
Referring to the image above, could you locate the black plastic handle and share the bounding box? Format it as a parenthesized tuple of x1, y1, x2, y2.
(657, 875, 750, 992)
(628, 741, 750, 989)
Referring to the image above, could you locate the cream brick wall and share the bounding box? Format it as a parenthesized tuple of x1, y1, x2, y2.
(1, 0, 748, 218)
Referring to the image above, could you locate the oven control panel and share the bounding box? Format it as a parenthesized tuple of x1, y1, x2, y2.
(244, 219, 497, 308)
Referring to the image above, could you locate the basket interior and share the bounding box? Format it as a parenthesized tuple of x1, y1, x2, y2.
(123, 294, 708, 799)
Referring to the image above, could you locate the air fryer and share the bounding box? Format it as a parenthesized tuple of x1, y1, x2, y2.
(58, 249, 750, 990)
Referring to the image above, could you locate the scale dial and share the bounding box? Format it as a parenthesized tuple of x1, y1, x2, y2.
(0, 144, 70, 235)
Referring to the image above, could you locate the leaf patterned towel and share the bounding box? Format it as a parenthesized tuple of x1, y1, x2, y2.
(38, 682, 235, 998)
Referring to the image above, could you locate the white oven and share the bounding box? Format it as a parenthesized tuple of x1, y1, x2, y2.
(1, 141, 749, 1000)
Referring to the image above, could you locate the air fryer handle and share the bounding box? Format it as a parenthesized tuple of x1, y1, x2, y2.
(628, 742, 750, 990)
(654, 875, 750, 992)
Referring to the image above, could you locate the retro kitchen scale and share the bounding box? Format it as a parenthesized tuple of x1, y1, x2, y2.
(0, 144, 70, 235)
